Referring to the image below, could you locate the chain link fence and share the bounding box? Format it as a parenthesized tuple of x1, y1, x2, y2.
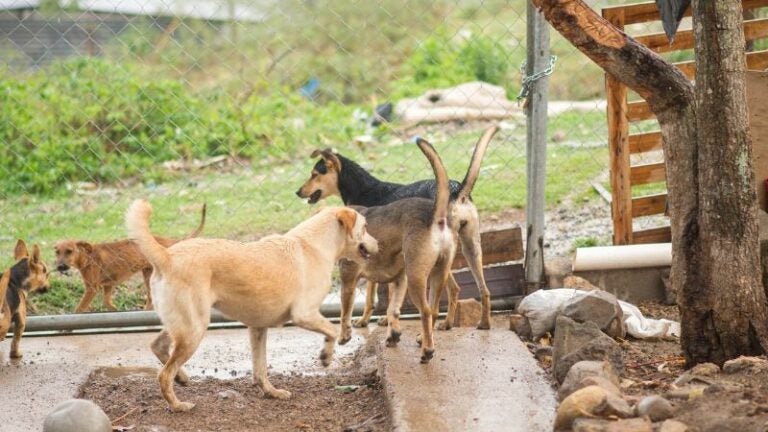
(1, 0, 638, 315)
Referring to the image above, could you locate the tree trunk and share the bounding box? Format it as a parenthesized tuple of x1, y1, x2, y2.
(684, 0, 768, 364)
(531, 0, 768, 365)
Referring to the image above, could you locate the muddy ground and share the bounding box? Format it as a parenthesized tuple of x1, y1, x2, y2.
(537, 302, 768, 431)
(78, 368, 390, 432)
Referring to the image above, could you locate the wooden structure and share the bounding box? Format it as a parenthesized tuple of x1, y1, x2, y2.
(602, 0, 768, 245)
(376, 226, 525, 313)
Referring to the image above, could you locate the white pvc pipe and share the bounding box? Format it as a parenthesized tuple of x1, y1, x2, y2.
(572, 243, 671, 271)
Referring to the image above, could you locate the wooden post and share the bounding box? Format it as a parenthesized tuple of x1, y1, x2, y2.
(524, 1, 550, 293)
(603, 10, 632, 245)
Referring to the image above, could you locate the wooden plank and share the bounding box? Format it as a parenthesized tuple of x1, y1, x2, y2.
(632, 193, 668, 217)
(452, 227, 523, 269)
(604, 6, 632, 245)
(674, 50, 768, 79)
(629, 131, 663, 153)
(637, 18, 768, 54)
(602, 0, 768, 26)
(632, 226, 671, 244)
(631, 162, 667, 185)
(627, 101, 654, 121)
(375, 263, 524, 313)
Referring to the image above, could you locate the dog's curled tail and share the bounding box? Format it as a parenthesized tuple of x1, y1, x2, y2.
(458, 124, 498, 202)
(126, 199, 171, 272)
(415, 138, 449, 227)
(186, 203, 207, 238)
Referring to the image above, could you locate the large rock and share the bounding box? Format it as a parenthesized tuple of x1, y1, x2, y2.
(43, 399, 111, 432)
(558, 360, 620, 401)
(553, 316, 623, 383)
(562, 289, 626, 338)
(555, 385, 634, 430)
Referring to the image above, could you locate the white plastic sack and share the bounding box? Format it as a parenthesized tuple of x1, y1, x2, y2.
(517, 288, 680, 340)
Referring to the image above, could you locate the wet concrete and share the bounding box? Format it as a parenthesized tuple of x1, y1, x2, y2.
(0, 326, 369, 431)
(376, 315, 557, 432)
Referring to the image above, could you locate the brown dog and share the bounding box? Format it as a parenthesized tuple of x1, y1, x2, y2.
(125, 199, 378, 412)
(0, 240, 50, 358)
(297, 126, 497, 330)
(338, 138, 456, 363)
(54, 204, 206, 312)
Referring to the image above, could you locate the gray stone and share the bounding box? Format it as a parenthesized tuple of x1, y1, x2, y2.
(545, 257, 572, 288)
(553, 315, 624, 383)
(217, 389, 242, 400)
(660, 419, 689, 432)
(635, 395, 674, 421)
(509, 314, 532, 340)
(689, 362, 720, 376)
(558, 360, 620, 401)
(722, 356, 768, 374)
(43, 399, 111, 432)
(562, 289, 626, 338)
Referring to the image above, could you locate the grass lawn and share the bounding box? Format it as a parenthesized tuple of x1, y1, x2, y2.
(3, 112, 608, 314)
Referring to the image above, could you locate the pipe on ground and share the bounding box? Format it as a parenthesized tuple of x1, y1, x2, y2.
(21, 298, 518, 334)
(572, 243, 671, 272)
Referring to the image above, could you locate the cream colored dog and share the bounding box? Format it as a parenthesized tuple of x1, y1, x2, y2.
(125, 200, 378, 412)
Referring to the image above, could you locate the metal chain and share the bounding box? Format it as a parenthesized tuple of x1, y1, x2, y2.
(517, 55, 557, 102)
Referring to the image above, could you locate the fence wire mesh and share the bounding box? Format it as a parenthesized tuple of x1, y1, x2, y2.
(2, 0, 639, 314)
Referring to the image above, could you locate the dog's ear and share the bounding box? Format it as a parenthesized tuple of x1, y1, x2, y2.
(321, 149, 342, 172)
(14, 239, 29, 260)
(336, 208, 357, 239)
(30, 244, 42, 264)
(76, 241, 94, 254)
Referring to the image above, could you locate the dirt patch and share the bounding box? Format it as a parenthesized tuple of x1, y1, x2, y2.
(538, 301, 768, 431)
(78, 369, 390, 432)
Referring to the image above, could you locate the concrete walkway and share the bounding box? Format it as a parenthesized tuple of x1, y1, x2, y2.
(377, 316, 557, 432)
(0, 316, 556, 431)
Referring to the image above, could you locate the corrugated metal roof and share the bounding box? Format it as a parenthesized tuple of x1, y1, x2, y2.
(0, 0, 268, 22)
(0, 0, 40, 10)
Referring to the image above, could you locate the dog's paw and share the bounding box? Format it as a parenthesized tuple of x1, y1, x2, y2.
(377, 316, 389, 327)
(267, 389, 292, 400)
(420, 348, 435, 364)
(437, 321, 452, 331)
(171, 401, 195, 413)
(477, 321, 491, 330)
(337, 334, 352, 345)
(385, 330, 401, 347)
(352, 318, 369, 328)
(319, 350, 333, 367)
(9, 350, 22, 359)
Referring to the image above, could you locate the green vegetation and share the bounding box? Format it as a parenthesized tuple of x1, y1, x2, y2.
(1, 0, 633, 313)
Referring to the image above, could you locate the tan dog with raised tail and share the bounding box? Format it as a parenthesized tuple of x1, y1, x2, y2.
(125, 200, 378, 412)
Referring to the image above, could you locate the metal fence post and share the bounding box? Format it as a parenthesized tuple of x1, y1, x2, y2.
(524, 1, 550, 294)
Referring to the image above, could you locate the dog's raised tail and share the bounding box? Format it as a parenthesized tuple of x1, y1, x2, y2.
(415, 138, 449, 227)
(186, 203, 207, 238)
(126, 199, 171, 272)
(459, 124, 498, 202)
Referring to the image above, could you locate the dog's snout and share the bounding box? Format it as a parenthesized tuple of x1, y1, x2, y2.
(295, 189, 302, 197)
(56, 264, 69, 272)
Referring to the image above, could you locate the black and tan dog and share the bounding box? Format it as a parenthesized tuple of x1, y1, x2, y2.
(54, 204, 206, 312)
(297, 126, 497, 330)
(335, 138, 456, 363)
(0, 240, 50, 359)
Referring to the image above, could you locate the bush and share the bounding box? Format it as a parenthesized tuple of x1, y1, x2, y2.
(0, 58, 360, 194)
(391, 31, 516, 99)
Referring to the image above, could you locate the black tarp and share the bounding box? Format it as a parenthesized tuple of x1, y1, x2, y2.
(655, 0, 691, 42)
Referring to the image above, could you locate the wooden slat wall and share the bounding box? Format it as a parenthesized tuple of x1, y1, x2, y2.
(603, 1, 768, 245)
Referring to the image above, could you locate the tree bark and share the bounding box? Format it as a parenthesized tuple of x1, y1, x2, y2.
(686, 0, 768, 364)
(531, 0, 768, 365)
